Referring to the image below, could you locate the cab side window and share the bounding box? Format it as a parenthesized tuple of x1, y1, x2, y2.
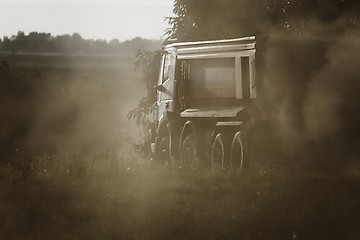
(162, 53, 171, 83)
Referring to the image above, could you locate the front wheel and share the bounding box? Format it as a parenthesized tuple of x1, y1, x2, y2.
(156, 135, 171, 167)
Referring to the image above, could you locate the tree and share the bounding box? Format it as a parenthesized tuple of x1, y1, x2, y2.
(263, 0, 360, 34)
(166, 0, 261, 41)
(166, 0, 360, 41)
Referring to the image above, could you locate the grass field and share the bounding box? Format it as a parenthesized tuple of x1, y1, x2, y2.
(1, 161, 359, 240)
(0, 54, 360, 240)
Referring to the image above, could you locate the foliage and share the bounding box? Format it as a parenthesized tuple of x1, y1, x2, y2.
(166, 0, 263, 41)
(166, 0, 360, 41)
(128, 50, 161, 128)
(127, 50, 162, 157)
(0, 31, 161, 55)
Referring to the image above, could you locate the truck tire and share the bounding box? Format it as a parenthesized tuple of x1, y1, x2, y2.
(180, 133, 197, 170)
(211, 133, 231, 170)
(230, 131, 245, 172)
(157, 135, 171, 167)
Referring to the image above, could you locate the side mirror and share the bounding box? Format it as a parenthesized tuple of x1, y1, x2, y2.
(155, 84, 166, 93)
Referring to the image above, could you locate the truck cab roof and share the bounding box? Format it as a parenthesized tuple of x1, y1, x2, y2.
(163, 36, 256, 57)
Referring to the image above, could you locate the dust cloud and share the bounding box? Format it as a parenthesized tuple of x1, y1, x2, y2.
(260, 25, 360, 172)
(0, 55, 145, 172)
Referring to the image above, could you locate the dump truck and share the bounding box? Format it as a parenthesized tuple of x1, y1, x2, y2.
(150, 36, 264, 170)
(149, 34, 356, 171)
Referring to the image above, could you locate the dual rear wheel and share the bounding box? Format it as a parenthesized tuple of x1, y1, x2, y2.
(210, 131, 245, 172)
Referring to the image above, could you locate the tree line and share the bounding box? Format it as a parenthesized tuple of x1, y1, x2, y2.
(0, 31, 162, 55)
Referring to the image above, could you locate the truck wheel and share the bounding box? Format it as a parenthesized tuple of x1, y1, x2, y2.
(211, 133, 230, 170)
(157, 135, 171, 167)
(230, 131, 245, 172)
(180, 133, 197, 170)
